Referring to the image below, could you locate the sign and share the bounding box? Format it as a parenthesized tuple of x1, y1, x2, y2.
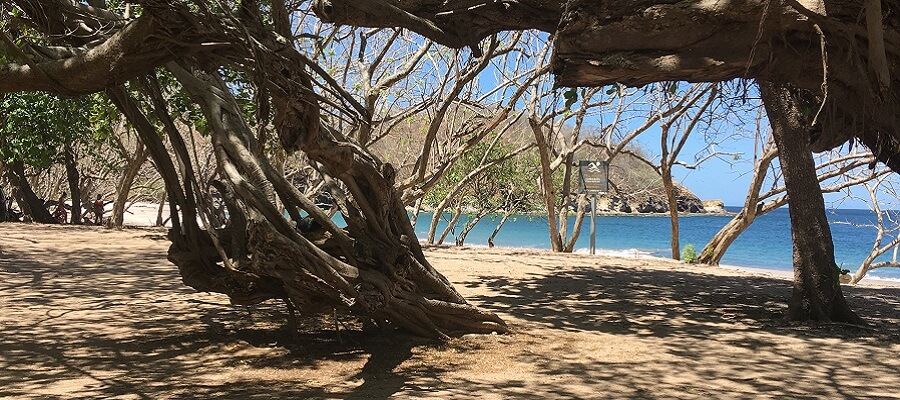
(578, 160, 609, 255)
(578, 160, 609, 194)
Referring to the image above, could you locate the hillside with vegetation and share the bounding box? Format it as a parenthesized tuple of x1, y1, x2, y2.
(371, 116, 716, 218)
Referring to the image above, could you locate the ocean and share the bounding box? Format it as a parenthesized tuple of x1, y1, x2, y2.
(409, 207, 900, 281)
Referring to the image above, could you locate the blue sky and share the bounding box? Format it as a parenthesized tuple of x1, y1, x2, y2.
(579, 82, 874, 210)
(634, 120, 873, 210)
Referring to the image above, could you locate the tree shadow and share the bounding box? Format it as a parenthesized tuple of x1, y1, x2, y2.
(0, 223, 442, 399)
(468, 265, 900, 340)
(457, 264, 900, 398)
(4, 224, 900, 398)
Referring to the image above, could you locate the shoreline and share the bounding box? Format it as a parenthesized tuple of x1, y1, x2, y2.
(718, 263, 900, 287)
(407, 206, 737, 218)
(110, 202, 900, 288)
(426, 241, 900, 288)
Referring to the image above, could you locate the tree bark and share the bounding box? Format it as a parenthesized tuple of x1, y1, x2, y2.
(0, 182, 7, 222)
(530, 118, 563, 251)
(111, 143, 148, 227)
(698, 147, 779, 265)
(6, 161, 55, 223)
(661, 164, 680, 260)
(759, 81, 862, 324)
(63, 143, 82, 224)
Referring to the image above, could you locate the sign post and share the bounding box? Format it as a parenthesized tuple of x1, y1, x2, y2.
(591, 194, 597, 255)
(578, 160, 609, 255)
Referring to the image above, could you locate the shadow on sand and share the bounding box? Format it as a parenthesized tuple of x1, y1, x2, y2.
(455, 265, 900, 399)
(2, 224, 900, 398)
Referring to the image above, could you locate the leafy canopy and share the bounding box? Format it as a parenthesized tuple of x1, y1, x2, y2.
(1, 92, 92, 167)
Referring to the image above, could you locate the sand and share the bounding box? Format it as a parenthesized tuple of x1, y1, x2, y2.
(2, 223, 900, 399)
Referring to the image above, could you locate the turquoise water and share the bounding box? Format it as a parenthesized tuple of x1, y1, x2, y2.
(409, 207, 900, 281)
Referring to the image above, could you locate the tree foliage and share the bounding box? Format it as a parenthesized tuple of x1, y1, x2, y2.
(0, 92, 91, 167)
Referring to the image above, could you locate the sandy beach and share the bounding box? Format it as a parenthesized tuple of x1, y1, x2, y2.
(2, 223, 900, 399)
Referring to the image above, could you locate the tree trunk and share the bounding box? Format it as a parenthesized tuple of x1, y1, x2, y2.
(530, 119, 563, 251)
(701, 209, 755, 265)
(456, 208, 489, 246)
(6, 161, 55, 223)
(0, 183, 7, 222)
(166, 62, 505, 339)
(108, 84, 263, 306)
(438, 203, 463, 245)
(111, 143, 148, 227)
(409, 197, 423, 227)
(557, 159, 574, 250)
(759, 82, 862, 324)
(427, 204, 446, 244)
(698, 147, 779, 265)
(488, 211, 513, 248)
(63, 144, 82, 224)
(661, 166, 680, 260)
(155, 194, 166, 227)
(562, 194, 588, 252)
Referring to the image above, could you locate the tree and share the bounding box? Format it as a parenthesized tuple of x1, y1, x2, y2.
(0, 92, 92, 223)
(698, 138, 883, 266)
(525, 76, 616, 253)
(319, 1, 900, 166)
(849, 176, 900, 283)
(595, 83, 725, 259)
(0, 2, 506, 339)
(759, 82, 861, 324)
(423, 135, 535, 246)
(655, 83, 717, 260)
(109, 135, 148, 227)
(317, 0, 894, 324)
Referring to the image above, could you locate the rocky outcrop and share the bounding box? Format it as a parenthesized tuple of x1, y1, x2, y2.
(607, 195, 632, 213)
(579, 151, 710, 214)
(625, 187, 704, 214)
(702, 200, 726, 214)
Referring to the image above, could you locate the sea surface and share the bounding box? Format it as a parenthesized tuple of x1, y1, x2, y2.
(409, 207, 900, 281)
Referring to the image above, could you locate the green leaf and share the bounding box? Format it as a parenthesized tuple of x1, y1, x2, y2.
(563, 88, 578, 110)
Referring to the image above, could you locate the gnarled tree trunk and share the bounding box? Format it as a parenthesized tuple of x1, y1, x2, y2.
(760, 82, 861, 324)
(166, 59, 506, 340)
(6, 161, 55, 223)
